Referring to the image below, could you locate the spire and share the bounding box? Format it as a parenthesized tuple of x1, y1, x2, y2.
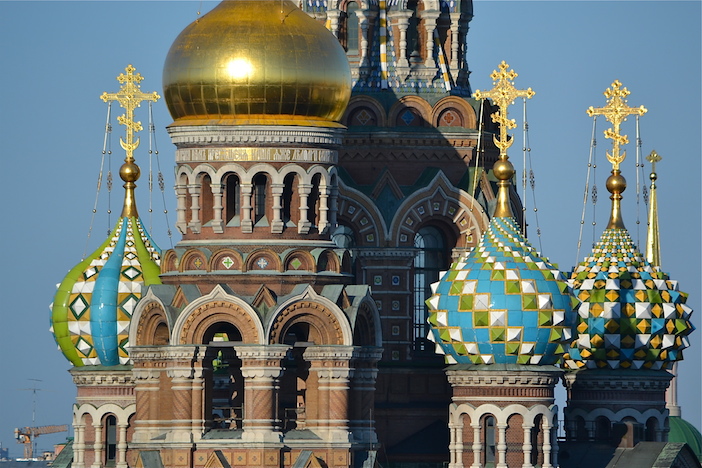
(645, 150, 662, 266)
(586, 80, 647, 229)
(100, 64, 160, 218)
(473, 61, 534, 218)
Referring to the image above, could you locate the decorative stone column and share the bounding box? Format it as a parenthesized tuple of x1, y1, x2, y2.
(91, 423, 103, 468)
(187, 184, 201, 233)
(304, 346, 355, 443)
(210, 183, 224, 233)
(298, 184, 312, 234)
(356, 9, 377, 76)
(234, 345, 289, 443)
(389, 10, 412, 72)
(175, 184, 188, 234)
(116, 423, 128, 468)
(318, 185, 330, 234)
(421, 10, 441, 69)
(74, 423, 86, 468)
(240, 183, 253, 233)
(328, 183, 339, 229)
(326, 8, 342, 38)
(271, 183, 285, 233)
(349, 347, 382, 445)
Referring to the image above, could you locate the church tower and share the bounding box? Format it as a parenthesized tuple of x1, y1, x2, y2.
(562, 81, 694, 445)
(127, 1, 382, 467)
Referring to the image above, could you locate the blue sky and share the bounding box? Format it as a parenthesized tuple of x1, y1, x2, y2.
(0, 0, 699, 458)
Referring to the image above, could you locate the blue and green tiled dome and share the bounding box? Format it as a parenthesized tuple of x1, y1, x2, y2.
(565, 228, 694, 370)
(425, 216, 576, 365)
(50, 217, 162, 366)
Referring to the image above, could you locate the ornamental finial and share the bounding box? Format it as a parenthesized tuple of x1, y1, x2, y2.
(473, 61, 534, 218)
(645, 150, 662, 266)
(100, 65, 160, 218)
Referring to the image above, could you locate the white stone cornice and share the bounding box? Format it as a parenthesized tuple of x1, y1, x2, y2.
(167, 125, 344, 148)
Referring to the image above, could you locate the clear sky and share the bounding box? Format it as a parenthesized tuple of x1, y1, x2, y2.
(0, 0, 699, 459)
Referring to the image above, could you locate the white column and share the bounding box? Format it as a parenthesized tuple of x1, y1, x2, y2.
(298, 184, 312, 234)
(211, 184, 224, 233)
(496, 423, 508, 468)
(240, 183, 253, 233)
(422, 11, 440, 68)
(449, 13, 461, 71)
(116, 424, 128, 468)
(542, 418, 553, 468)
(448, 417, 463, 468)
(521, 425, 533, 468)
(74, 424, 86, 468)
(271, 183, 284, 233)
(187, 184, 201, 234)
(389, 11, 412, 70)
(91, 423, 103, 468)
(470, 423, 481, 468)
(318, 185, 330, 234)
(175, 184, 188, 234)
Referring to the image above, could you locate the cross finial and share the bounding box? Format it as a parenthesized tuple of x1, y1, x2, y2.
(100, 65, 160, 217)
(473, 61, 535, 159)
(587, 80, 647, 171)
(645, 150, 662, 266)
(646, 149, 662, 174)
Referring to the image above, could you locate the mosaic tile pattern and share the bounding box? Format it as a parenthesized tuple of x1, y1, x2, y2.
(565, 229, 694, 370)
(51, 217, 161, 367)
(426, 217, 575, 365)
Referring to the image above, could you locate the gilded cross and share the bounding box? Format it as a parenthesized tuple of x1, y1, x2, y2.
(646, 149, 662, 173)
(587, 80, 646, 171)
(100, 65, 160, 217)
(100, 64, 160, 163)
(473, 61, 535, 159)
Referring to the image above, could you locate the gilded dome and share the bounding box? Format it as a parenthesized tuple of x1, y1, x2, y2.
(425, 217, 576, 366)
(163, 0, 352, 126)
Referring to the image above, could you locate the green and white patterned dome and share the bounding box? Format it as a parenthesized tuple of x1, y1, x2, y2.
(564, 228, 693, 370)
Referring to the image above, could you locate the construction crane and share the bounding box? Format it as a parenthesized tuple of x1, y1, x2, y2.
(14, 425, 68, 459)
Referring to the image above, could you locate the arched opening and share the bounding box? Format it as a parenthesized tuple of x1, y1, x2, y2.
(153, 322, 169, 345)
(282, 173, 298, 227)
(201, 323, 244, 431)
(345, 2, 359, 54)
(413, 225, 448, 353)
(531, 414, 544, 466)
(308, 173, 322, 228)
(645, 417, 658, 441)
(595, 416, 611, 442)
(200, 174, 213, 225)
(575, 415, 588, 442)
(483, 414, 496, 466)
(279, 323, 311, 432)
(253, 173, 268, 225)
(104, 414, 117, 466)
(225, 173, 240, 225)
(406, 0, 423, 64)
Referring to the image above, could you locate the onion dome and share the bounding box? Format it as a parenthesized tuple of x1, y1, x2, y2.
(50, 65, 163, 367)
(426, 62, 574, 365)
(565, 84, 694, 370)
(163, 0, 352, 127)
(51, 217, 162, 366)
(669, 417, 702, 461)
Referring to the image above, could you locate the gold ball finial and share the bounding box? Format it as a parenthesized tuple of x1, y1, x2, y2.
(606, 171, 627, 195)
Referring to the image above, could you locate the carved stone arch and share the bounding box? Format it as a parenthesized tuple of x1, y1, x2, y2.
(389, 172, 488, 251)
(389, 95, 432, 127)
(245, 248, 283, 272)
(278, 164, 308, 185)
(267, 288, 353, 345)
(343, 96, 387, 127)
(176, 164, 193, 185)
(179, 248, 209, 272)
(161, 249, 178, 273)
(240, 162, 277, 185)
(210, 249, 243, 272)
(315, 249, 340, 273)
(269, 300, 346, 346)
(178, 302, 262, 346)
(352, 297, 382, 347)
(340, 250, 352, 273)
(432, 96, 477, 129)
(305, 164, 332, 187)
(133, 300, 170, 346)
(191, 163, 218, 184)
(337, 182, 387, 246)
(216, 162, 248, 183)
(283, 249, 315, 272)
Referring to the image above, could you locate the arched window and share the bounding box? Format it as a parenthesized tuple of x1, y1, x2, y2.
(595, 416, 611, 442)
(308, 174, 321, 228)
(346, 2, 359, 54)
(201, 174, 213, 225)
(484, 415, 496, 465)
(532, 414, 543, 465)
(225, 173, 240, 225)
(413, 226, 448, 352)
(104, 415, 117, 465)
(253, 173, 268, 224)
(203, 325, 244, 431)
(645, 417, 658, 442)
(283, 173, 297, 226)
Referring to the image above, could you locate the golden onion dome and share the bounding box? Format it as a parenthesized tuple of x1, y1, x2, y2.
(163, 0, 352, 127)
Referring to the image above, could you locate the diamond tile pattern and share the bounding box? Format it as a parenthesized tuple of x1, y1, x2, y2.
(426, 217, 575, 365)
(51, 217, 162, 367)
(565, 228, 694, 370)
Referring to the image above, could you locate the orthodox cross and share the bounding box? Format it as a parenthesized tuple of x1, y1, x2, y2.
(646, 149, 662, 174)
(587, 80, 646, 171)
(473, 61, 535, 160)
(100, 65, 160, 217)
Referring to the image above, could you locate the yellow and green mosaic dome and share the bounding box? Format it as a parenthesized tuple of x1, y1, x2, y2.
(426, 217, 576, 365)
(564, 228, 694, 370)
(50, 217, 162, 366)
